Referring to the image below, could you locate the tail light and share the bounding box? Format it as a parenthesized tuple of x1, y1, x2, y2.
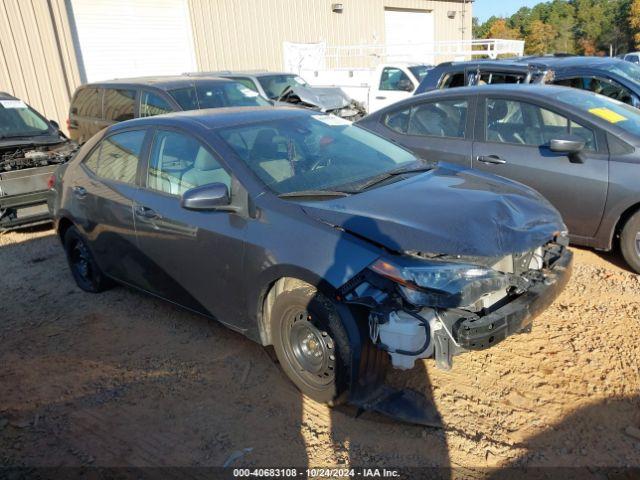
(47, 174, 56, 190)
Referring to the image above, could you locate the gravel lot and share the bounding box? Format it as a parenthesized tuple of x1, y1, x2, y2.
(1, 226, 639, 472)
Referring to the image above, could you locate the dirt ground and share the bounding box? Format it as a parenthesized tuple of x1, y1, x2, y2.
(1, 226, 639, 474)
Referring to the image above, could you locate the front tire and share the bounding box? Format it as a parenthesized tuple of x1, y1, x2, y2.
(270, 287, 351, 405)
(63, 226, 113, 293)
(620, 211, 640, 274)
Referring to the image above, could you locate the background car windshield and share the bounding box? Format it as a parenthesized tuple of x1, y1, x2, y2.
(610, 61, 640, 84)
(218, 115, 417, 195)
(409, 65, 431, 82)
(169, 82, 270, 110)
(554, 90, 640, 136)
(0, 101, 51, 138)
(258, 75, 309, 99)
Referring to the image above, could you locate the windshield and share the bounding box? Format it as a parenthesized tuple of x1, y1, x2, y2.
(0, 99, 51, 139)
(169, 81, 271, 110)
(217, 114, 419, 195)
(553, 89, 640, 136)
(610, 61, 640, 83)
(257, 75, 309, 99)
(408, 65, 431, 82)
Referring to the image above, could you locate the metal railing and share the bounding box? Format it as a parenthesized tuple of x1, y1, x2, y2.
(284, 39, 526, 72)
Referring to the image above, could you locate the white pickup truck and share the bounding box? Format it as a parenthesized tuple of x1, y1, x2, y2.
(300, 63, 432, 113)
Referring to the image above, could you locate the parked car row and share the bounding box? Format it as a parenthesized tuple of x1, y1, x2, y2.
(6, 54, 639, 424)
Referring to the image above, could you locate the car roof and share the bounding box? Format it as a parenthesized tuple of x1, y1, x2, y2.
(194, 71, 298, 78)
(416, 83, 583, 97)
(438, 55, 628, 71)
(0, 91, 18, 101)
(79, 75, 237, 91)
(109, 105, 312, 132)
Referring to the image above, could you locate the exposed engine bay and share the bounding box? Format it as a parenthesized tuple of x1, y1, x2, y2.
(1, 142, 77, 172)
(339, 236, 572, 371)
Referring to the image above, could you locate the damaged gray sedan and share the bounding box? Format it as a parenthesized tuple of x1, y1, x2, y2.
(50, 107, 571, 423)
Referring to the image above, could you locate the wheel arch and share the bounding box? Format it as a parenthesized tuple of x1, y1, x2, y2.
(57, 216, 75, 243)
(611, 202, 640, 248)
(254, 266, 339, 347)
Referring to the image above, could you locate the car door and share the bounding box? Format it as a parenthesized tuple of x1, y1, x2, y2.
(132, 127, 248, 325)
(373, 96, 474, 167)
(71, 128, 151, 281)
(472, 95, 609, 238)
(370, 67, 415, 112)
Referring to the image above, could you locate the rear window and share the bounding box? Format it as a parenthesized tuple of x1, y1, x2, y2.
(74, 88, 102, 118)
(104, 89, 136, 122)
(168, 82, 270, 110)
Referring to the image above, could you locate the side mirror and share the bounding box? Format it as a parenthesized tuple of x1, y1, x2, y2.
(49, 119, 60, 130)
(181, 183, 232, 211)
(549, 135, 586, 163)
(398, 79, 414, 92)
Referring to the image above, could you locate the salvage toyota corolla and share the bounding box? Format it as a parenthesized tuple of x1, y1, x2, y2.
(50, 107, 572, 418)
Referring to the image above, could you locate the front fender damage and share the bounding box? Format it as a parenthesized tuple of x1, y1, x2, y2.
(336, 241, 573, 426)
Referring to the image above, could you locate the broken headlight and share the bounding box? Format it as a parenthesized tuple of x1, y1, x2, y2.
(370, 258, 511, 309)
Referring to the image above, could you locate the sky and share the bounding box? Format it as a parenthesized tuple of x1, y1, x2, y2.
(473, 0, 543, 22)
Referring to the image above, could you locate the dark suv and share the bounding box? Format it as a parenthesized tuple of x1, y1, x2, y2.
(68, 76, 270, 143)
(415, 55, 640, 108)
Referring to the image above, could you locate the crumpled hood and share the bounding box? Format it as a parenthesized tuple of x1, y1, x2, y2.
(301, 164, 565, 258)
(287, 85, 351, 111)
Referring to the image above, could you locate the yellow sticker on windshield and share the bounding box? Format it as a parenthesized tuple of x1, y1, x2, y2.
(588, 107, 627, 124)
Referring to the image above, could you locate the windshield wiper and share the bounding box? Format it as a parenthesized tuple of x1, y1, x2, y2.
(278, 190, 350, 199)
(350, 163, 434, 193)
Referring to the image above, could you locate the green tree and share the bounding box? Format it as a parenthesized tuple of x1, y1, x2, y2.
(526, 20, 558, 54)
(630, 0, 640, 49)
(486, 18, 522, 39)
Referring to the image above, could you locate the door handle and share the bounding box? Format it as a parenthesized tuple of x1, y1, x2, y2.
(72, 186, 87, 199)
(476, 155, 507, 165)
(134, 206, 160, 220)
(375, 96, 387, 100)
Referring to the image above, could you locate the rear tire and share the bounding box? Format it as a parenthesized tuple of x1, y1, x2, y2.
(63, 226, 113, 293)
(621, 211, 640, 274)
(270, 286, 351, 405)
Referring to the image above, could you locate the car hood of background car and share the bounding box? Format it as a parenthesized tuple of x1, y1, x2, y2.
(283, 85, 352, 110)
(300, 165, 565, 258)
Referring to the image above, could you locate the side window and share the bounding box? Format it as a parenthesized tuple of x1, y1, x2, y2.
(140, 91, 174, 117)
(379, 67, 413, 91)
(82, 145, 101, 173)
(478, 72, 526, 85)
(555, 77, 635, 105)
(383, 99, 468, 138)
(147, 130, 231, 196)
(440, 72, 465, 89)
(74, 88, 102, 118)
(231, 77, 259, 92)
(103, 89, 136, 122)
(383, 107, 411, 134)
(96, 130, 146, 183)
(486, 99, 596, 150)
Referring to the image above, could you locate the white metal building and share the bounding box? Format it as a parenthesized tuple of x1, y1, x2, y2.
(1, 0, 474, 130)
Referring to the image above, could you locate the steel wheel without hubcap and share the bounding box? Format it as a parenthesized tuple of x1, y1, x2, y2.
(281, 308, 336, 391)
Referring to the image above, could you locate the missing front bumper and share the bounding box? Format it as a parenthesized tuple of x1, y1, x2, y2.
(432, 247, 573, 369)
